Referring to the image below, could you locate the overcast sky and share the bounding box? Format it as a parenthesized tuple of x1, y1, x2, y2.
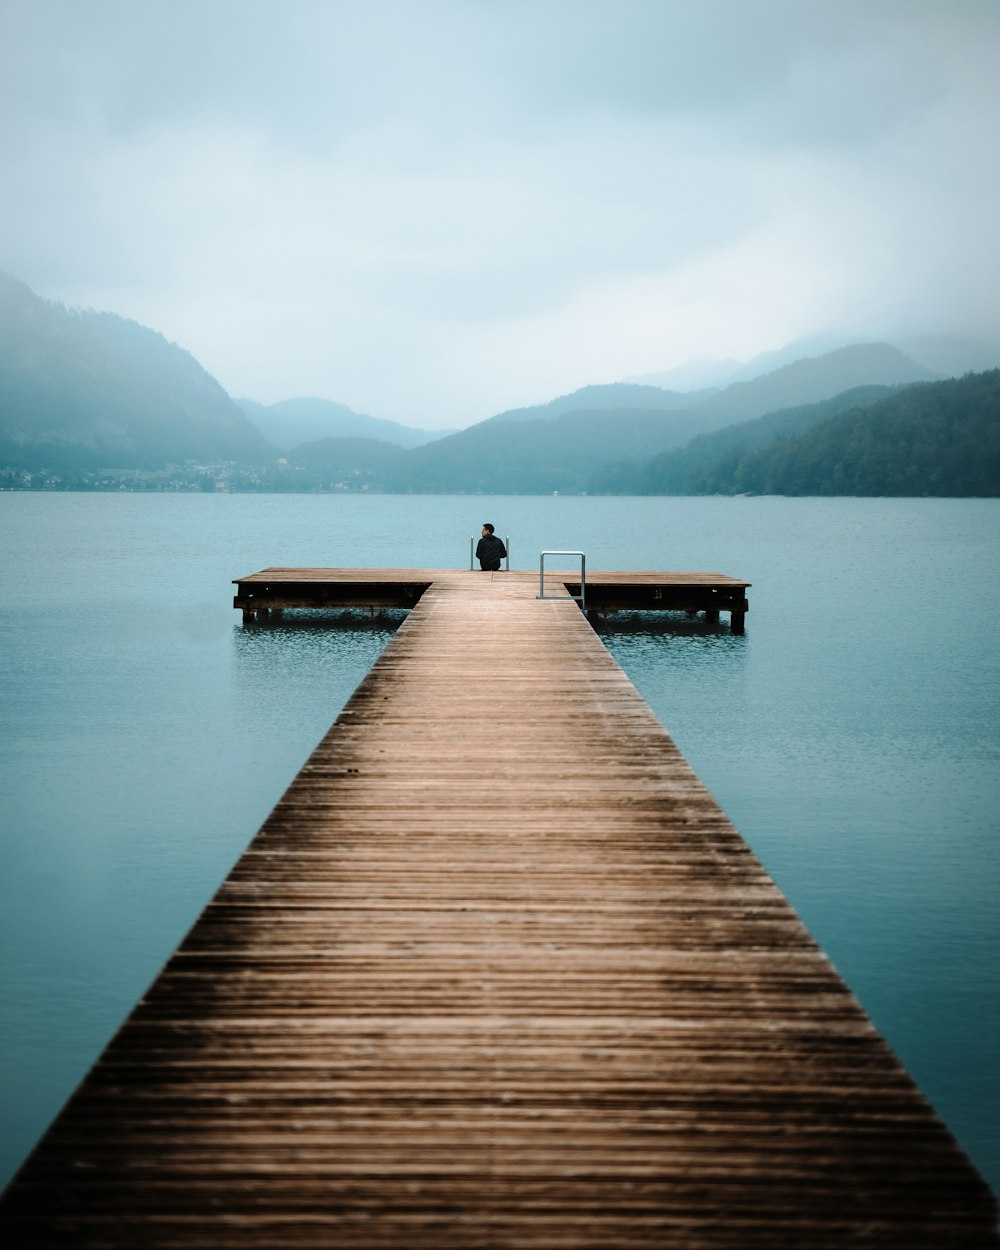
(3, 0, 999, 427)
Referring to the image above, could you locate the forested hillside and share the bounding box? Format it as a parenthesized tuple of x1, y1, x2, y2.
(380, 348, 935, 494)
(690, 370, 1000, 496)
(286, 436, 407, 488)
(593, 385, 899, 494)
(0, 272, 272, 468)
(387, 403, 711, 494)
(4, 271, 994, 496)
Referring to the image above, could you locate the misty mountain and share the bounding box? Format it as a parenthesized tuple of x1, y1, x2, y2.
(684, 343, 936, 425)
(626, 333, 997, 395)
(626, 334, 867, 392)
(4, 269, 985, 497)
(376, 382, 721, 493)
(624, 357, 739, 392)
(719, 333, 865, 385)
(238, 396, 449, 450)
(382, 346, 938, 494)
(0, 272, 273, 468)
(385, 406, 710, 494)
(691, 370, 1000, 497)
(481, 382, 707, 423)
(593, 385, 901, 494)
(624, 333, 856, 392)
(731, 333, 1000, 386)
(894, 335, 1000, 379)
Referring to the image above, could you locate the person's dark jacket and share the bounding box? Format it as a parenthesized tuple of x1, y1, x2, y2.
(476, 534, 507, 569)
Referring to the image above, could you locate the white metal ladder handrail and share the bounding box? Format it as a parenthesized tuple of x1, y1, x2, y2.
(538, 551, 586, 611)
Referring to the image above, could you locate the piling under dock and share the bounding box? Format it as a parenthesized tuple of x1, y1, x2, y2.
(1, 570, 996, 1247)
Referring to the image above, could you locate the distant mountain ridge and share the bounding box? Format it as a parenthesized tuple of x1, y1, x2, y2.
(627, 332, 1000, 393)
(683, 343, 937, 424)
(482, 382, 708, 424)
(382, 343, 938, 494)
(3, 271, 995, 496)
(237, 396, 449, 450)
(626, 334, 870, 390)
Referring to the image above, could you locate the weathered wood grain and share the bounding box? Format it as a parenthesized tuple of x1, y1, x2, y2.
(1, 572, 995, 1247)
(231, 567, 752, 629)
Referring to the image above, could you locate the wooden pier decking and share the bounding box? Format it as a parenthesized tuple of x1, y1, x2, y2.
(231, 565, 752, 631)
(2, 570, 997, 1247)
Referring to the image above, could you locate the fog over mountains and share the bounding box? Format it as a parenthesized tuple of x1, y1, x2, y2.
(0, 273, 270, 469)
(2, 272, 998, 496)
(626, 332, 1000, 393)
(237, 396, 451, 451)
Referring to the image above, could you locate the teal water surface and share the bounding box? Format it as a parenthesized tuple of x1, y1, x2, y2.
(1, 492, 998, 1195)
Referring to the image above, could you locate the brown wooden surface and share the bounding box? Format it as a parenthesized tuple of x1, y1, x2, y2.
(232, 566, 751, 587)
(2, 572, 996, 1247)
(231, 567, 752, 626)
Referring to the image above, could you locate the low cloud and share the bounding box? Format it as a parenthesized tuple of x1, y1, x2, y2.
(2, 0, 998, 426)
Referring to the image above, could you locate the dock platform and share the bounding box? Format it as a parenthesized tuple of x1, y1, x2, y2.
(232, 565, 752, 631)
(1, 570, 996, 1246)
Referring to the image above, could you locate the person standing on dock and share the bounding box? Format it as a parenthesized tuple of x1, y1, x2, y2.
(476, 523, 507, 571)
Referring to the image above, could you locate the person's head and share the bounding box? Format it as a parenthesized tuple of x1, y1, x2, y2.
(482, 523, 495, 535)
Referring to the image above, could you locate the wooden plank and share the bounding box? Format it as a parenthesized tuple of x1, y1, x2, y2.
(232, 568, 752, 626)
(232, 567, 751, 588)
(1, 572, 995, 1247)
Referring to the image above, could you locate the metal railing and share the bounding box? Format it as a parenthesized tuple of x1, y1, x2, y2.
(538, 551, 586, 611)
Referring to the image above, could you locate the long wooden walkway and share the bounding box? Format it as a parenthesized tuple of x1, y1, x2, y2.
(2, 572, 996, 1246)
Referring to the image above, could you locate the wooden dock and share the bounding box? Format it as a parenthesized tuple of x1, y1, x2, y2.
(231, 565, 752, 631)
(2, 570, 997, 1247)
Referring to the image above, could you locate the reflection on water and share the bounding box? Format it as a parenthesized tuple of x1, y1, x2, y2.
(230, 612, 405, 750)
(598, 615, 749, 724)
(230, 614, 402, 759)
(231, 612, 404, 743)
(238, 607, 411, 633)
(590, 608, 747, 640)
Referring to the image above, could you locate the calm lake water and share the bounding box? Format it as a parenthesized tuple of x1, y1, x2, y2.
(1, 491, 998, 1196)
